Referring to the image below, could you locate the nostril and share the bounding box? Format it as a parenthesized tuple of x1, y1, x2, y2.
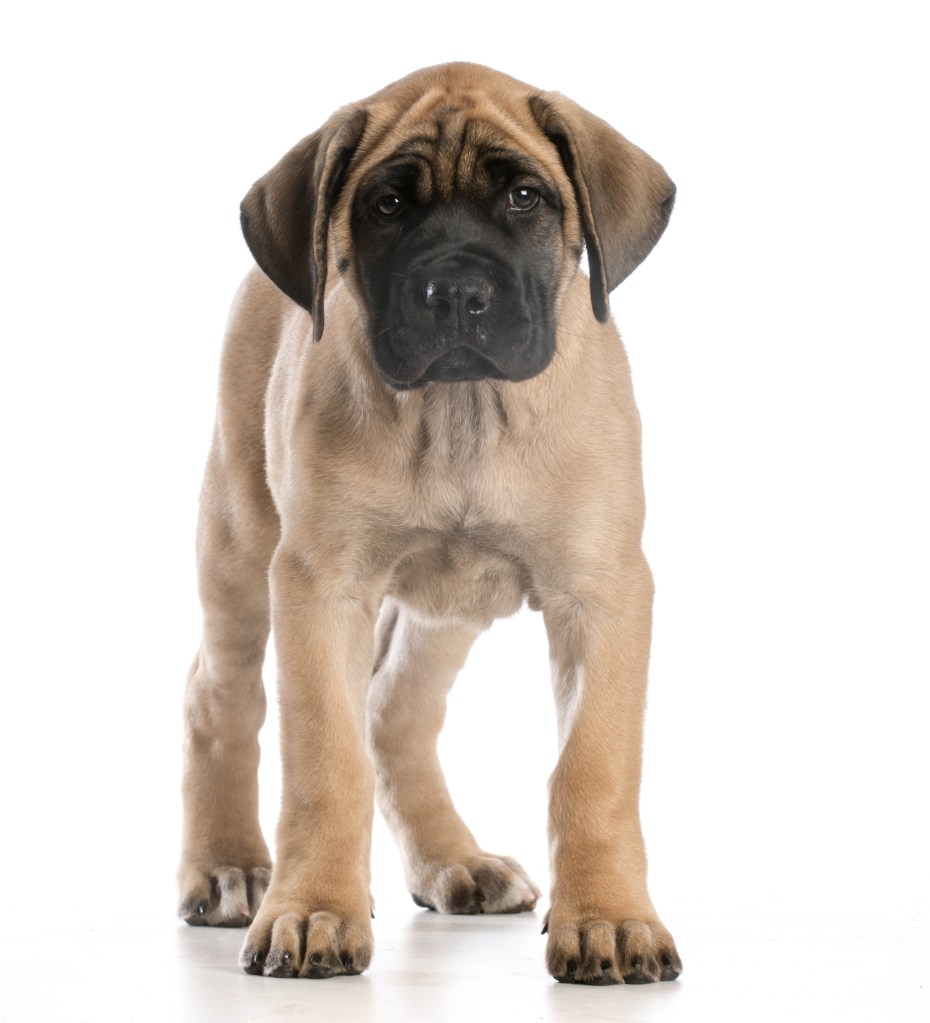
(464, 278, 493, 315)
(425, 280, 453, 320)
(430, 296, 452, 320)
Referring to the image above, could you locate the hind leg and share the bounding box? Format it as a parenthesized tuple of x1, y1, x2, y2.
(368, 602, 540, 914)
(178, 443, 279, 927)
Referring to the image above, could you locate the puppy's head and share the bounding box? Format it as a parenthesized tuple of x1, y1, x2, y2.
(240, 63, 675, 389)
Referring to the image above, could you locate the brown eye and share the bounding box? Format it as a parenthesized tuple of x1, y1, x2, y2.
(508, 186, 540, 211)
(374, 193, 403, 217)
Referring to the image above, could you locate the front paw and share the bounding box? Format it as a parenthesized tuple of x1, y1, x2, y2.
(240, 900, 373, 979)
(544, 913, 682, 985)
(178, 863, 271, 927)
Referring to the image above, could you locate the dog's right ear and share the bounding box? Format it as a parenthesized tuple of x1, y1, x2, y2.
(240, 105, 368, 341)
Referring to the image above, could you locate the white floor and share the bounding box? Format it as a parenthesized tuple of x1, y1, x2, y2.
(1, 893, 926, 1023)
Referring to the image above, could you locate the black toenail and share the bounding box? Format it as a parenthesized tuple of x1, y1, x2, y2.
(600, 959, 612, 971)
(251, 951, 262, 965)
(197, 901, 206, 915)
(567, 959, 577, 974)
(310, 953, 323, 965)
(282, 951, 291, 963)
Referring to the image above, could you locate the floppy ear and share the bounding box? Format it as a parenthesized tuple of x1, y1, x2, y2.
(240, 105, 368, 341)
(529, 93, 675, 322)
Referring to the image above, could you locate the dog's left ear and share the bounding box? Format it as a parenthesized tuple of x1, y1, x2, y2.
(240, 105, 368, 341)
(530, 93, 675, 323)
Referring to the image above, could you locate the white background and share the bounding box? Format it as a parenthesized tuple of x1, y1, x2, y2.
(1, 1, 927, 1018)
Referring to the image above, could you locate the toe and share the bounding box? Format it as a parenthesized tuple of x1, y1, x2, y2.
(240, 944, 266, 975)
(262, 913, 304, 978)
(659, 947, 683, 981)
(576, 921, 622, 985)
(617, 920, 670, 984)
(546, 923, 582, 983)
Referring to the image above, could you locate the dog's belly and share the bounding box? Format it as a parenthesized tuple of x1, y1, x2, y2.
(387, 530, 527, 625)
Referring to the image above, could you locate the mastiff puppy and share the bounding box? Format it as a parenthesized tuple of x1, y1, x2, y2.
(178, 62, 681, 985)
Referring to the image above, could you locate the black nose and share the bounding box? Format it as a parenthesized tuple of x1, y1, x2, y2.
(424, 276, 493, 321)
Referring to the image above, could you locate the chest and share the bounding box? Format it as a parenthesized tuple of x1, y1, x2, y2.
(387, 525, 528, 626)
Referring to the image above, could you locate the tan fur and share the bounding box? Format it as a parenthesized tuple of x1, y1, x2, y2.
(179, 62, 681, 984)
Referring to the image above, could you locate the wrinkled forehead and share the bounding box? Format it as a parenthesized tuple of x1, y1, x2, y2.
(350, 86, 565, 201)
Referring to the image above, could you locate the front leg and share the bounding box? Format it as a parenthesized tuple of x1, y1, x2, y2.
(240, 547, 377, 979)
(542, 553, 682, 985)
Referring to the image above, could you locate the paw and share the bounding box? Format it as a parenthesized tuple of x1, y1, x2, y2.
(178, 864, 271, 927)
(544, 916, 682, 985)
(240, 905, 373, 979)
(410, 854, 540, 915)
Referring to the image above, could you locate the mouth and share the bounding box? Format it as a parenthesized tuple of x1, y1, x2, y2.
(422, 346, 505, 382)
(384, 346, 506, 389)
